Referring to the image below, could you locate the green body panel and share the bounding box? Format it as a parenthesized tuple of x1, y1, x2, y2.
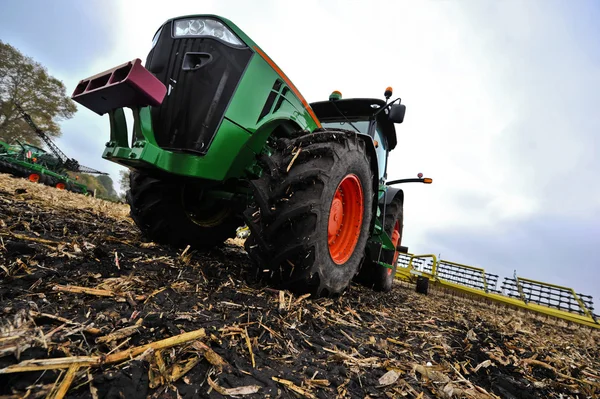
(366, 196, 397, 271)
(225, 54, 315, 141)
(372, 185, 395, 250)
(105, 108, 253, 181)
(367, 187, 396, 268)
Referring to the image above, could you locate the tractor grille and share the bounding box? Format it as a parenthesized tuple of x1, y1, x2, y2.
(145, 24, 253, 154)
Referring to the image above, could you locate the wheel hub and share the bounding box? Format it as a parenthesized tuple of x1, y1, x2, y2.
(327, 174, 364, 265)
(181, 185, 232, 227)
(328, 197, 343, 236)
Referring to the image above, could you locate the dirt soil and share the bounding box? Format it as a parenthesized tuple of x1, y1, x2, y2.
(1, 173, 599, 399)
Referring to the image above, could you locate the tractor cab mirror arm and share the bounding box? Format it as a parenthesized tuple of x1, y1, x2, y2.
(371, 97, 406, 124)
(388, 104, 406, 124)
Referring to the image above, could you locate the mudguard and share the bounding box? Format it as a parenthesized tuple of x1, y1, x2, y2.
(382, 186, 404, 205)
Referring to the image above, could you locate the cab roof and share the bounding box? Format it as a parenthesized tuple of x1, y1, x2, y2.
(309, 98, 397, 150)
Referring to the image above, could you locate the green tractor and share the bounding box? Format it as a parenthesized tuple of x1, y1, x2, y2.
(0, 104, 107, 194)
(72, 15, 431, 296)
(0, 139, 89, 193)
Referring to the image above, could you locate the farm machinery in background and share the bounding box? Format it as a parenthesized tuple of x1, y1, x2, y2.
(0, 104, 107, 194)
(71, 14, 432, 297)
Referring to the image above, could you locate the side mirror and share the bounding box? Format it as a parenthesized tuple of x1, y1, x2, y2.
(388, 104, 406, 124)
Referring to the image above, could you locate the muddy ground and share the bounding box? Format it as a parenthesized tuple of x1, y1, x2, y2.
(0, 173, 599, 399)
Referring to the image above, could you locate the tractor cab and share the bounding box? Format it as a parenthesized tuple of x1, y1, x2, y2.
(18, 143, 46, 156)
(310, 90, 405, 181)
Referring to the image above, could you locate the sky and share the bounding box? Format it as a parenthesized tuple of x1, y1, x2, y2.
(1, 0, 599, 310)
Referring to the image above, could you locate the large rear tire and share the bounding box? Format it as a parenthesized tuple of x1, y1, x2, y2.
(244, 130, 375, 297)
(127, 172, 241, 249)
(356, 196, 404, 292)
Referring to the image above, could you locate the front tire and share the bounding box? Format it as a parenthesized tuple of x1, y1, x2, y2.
(127, 171, 241, 249)
(244, 130, 375, 297)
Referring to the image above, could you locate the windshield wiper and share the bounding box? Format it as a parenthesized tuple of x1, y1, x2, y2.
(330, 100, 361, 133)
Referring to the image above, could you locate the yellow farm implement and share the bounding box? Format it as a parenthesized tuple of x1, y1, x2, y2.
(395, 253, 599, 329)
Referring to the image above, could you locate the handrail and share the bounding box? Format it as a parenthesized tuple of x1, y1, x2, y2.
(437, 259, 489, 293)
(395, 253, 598, 329)
(406, 254, 438, 276)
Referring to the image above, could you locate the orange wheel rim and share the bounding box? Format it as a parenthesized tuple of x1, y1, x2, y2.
(28, 174, 40, 183)
(328, 174, 364, 264)
(56, 183, 66, 190)
(388, 221, 401, 275)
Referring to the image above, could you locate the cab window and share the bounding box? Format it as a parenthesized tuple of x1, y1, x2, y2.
(320, 120, 369, 135)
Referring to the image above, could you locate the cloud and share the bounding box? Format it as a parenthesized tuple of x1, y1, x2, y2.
(405, 0, 600, 307)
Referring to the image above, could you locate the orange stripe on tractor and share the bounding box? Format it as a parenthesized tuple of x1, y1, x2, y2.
(253, 46, 322, 128)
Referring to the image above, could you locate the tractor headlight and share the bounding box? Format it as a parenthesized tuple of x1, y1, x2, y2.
(173, 18, 244, 47)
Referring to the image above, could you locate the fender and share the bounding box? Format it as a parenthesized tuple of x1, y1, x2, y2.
(382, 186, 404, 205)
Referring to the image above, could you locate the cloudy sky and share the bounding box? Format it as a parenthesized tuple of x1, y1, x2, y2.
(2, 0, 599, 309)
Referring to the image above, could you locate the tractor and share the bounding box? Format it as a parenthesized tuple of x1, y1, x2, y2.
(0, 104, 106, 193)
(0, 139, 91, 194)
(71, 15, 431, 296)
